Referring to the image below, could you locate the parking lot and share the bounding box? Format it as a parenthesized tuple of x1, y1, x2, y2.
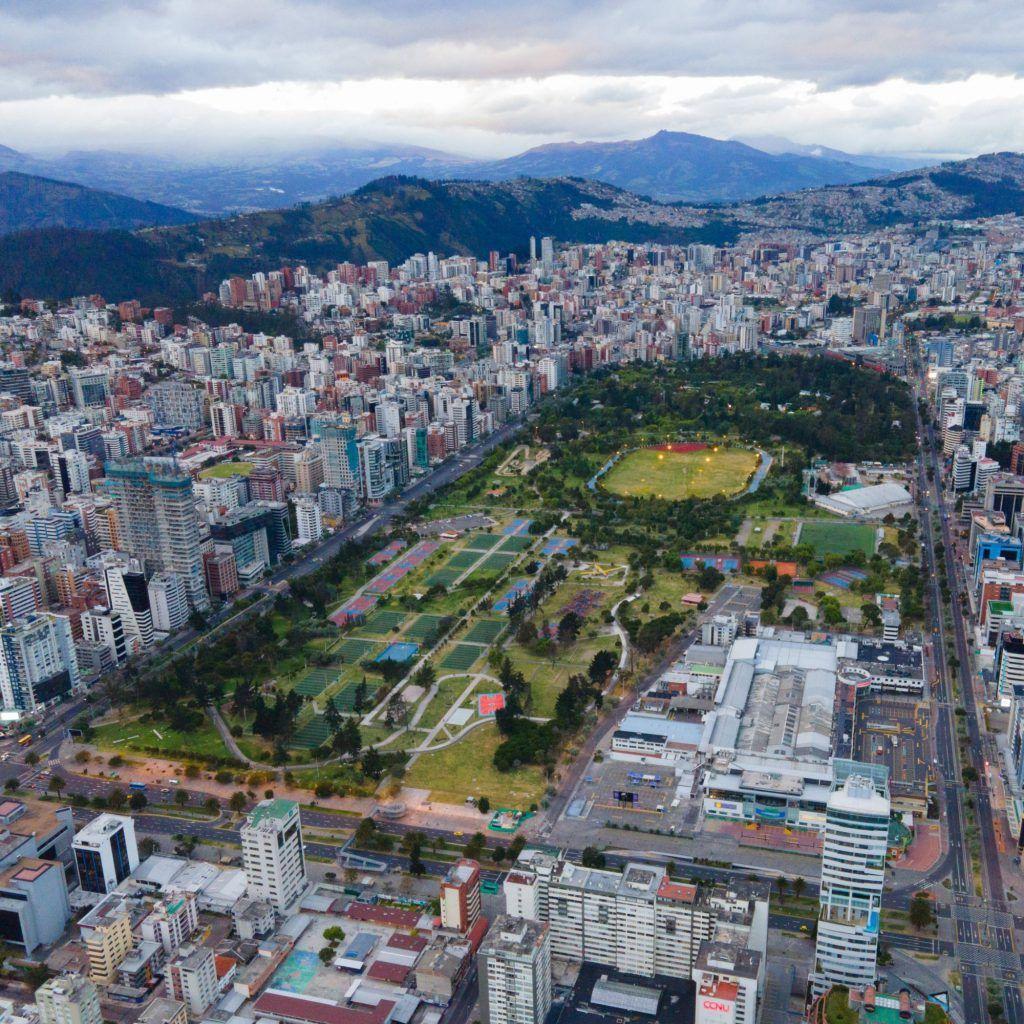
(569, 759, 698, 834)
(853, 693, 931, 815)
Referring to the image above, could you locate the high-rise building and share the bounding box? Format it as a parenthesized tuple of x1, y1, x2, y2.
(104, 564, 154, 649)
(147, 573, 190, 635)
(140, 892, 199, 955)
(241, 799, 307, 912)
(0, 613, 81, 713)
(35, 976, 103, 1024)
(811, 760, 890, 995)
(478, 916, 552, 1024)
(73, 814, 139, 895)
(440, 859, 481, 934)
(102, 458, 210, 612)
(321, 424, 359, 492)
(69, 369, 110, 409)
(167, 945, 218, 1021)
(294, 499, 323, 545)
(146, 381, 204, 432)
(79, 895, 134, 984)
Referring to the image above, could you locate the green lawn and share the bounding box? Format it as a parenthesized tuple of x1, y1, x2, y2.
(406, 723, 547, 807)
(416, 674, 475, 730)
(199, 461, 254, 479)
(798, 520, 878, 557)
(602, 446, 757, 500)
(92, 715, 230, 761)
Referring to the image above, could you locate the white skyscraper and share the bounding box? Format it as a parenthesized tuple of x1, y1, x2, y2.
(294, 499, 323, 545)
(241, 799, 307, 912)
(148, 573, 191, 635)
(811, 760, 890, 994)
(73, 814, 140, 895)
(478, 916, 552, 1024)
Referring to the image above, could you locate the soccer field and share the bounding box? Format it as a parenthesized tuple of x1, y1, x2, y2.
(798, 520, 878, 557)
(602, 446, 758, 500)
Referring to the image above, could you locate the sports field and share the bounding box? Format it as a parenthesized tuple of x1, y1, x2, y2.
(199, 461, 254, 479)
(798, 520, 878, 557)
(602, 446, 758, 500)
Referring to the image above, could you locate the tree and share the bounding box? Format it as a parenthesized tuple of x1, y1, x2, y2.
(353, 679, 369, 715)
(792, 875, 806, 899)
(323, 926, 346, 944)
(909, 893, 935, 931)
(319, 946, 335, 965)
(229, 791, 247, 813)
(174, 789, 189, 808)
(47, 776, 65, 801)
(128, 791, 148, 811)
(139, 837, 161, 858)
(477, 796, 491, 815)
(204, 797, 220, 815)
(3, 779, 16, 793)
(361, 746, 384, 780)
(107, 788, 127, 810)
(581, 846, 606, 869)
(24, 751, 38, 766)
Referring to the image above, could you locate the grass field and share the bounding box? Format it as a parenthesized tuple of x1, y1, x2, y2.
(199, 461, 254, 479)
(406, 723, 546, 807)
(92, 715, 229, 760)
(602, 446, 758, 500)
(798, 520, 878, 557)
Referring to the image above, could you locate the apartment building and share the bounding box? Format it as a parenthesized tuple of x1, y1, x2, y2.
(478, 916, 552, 1024)
(240, 799, 307, 912)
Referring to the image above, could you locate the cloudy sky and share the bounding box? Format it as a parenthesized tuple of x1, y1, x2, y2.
(3, 0, 1024, 159)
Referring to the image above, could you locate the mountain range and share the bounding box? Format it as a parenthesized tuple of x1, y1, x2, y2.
(0, 131, 916, 214)
(3, 151, 1024, 306)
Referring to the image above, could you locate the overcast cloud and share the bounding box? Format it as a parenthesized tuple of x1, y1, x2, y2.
(2, 0, 1023, 158)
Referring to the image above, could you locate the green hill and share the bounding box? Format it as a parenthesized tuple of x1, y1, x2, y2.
(0, 171, 196, 235)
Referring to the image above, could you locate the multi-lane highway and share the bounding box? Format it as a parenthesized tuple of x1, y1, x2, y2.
(914, 364, 1022, 1024)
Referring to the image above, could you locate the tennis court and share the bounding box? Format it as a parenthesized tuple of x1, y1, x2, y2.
(292, 715, 332, 749)
(332, 680, 378, 713)
(447, 550, 483, 570)
(375, 641, 419, 663)
(479, 552, 518, 574)
(464, 533, 502, 551)
(499, 534, 534, 553)
(493, 578, 533, 612)
(365, 540, 441, 594)
(503, 517, 533, 535)
(542, 536, 578, 556)
(293, 666, 341, 697)
(368, 539, 406, 567)
(329, 594, 377, 625)
(405, 614, 448, 642)
(425, 566, 463, 588)
(441, 644, 483, 671)
(363, 609, 408, 634)
(337, 637, 382, 663)
(463, 619, 506, 644)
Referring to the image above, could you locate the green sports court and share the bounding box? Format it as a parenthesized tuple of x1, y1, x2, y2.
(441, 644, 483, 671)
(463, 619, 506, 645)
(362, 609, 408, 634)
(405, 614, 448, 642)
(337, 637, 382, 663)
(292, 665, 341, 697)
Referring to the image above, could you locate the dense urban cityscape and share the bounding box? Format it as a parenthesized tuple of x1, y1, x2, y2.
(0, 208, 1019, 1024)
